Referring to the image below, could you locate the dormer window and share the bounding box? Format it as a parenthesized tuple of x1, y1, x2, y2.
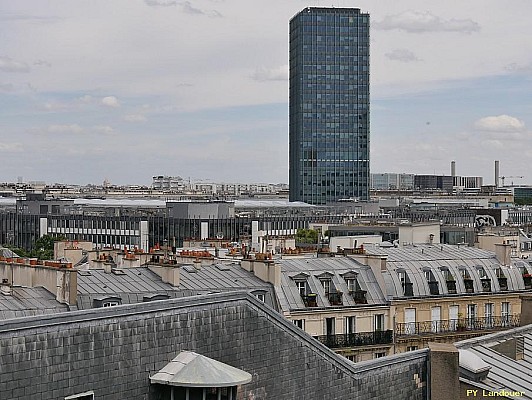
(495, 267, 508, 291)
(342, 271, 366, 304)
(397, 269, 413, 297)
(477, 267, 491, 292)
(423, 269, 439, 295)
(296, 281, 306, 296)
(440, 267, 456, 294)
(320, 279, 331, 295)
(459, 267, 474, 293)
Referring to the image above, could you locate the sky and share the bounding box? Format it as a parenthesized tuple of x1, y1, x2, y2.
(1, 0, 532, 186)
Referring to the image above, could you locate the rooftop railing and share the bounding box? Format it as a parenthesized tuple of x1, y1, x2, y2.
(314, 330, 393, 348)
(395, 315, 520, 337)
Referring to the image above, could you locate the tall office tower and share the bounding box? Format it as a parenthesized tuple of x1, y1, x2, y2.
(289, 7, 370, 205)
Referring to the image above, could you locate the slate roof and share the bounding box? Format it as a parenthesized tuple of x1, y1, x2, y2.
(456, 325, 532, 398)
(76, 264, 276, 310)
(362, 243, 528, 299)
(76, 267, 184, 309)
(277, 256, 387, 312)
(0, 286, 69, 319)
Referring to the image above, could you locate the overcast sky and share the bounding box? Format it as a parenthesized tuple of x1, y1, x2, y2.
(1, 0, 532, 186)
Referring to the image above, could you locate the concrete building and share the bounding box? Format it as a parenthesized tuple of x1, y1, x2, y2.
(289, 7, 370, 204)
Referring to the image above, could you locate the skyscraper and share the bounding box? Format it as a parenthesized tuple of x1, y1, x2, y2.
(289, 7, 370, 205)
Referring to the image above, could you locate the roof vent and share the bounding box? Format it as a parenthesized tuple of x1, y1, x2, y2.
(183, 265, 197, 273)
(215, 264, 230, 271)
(111, 268, 126, 275)
(459, 349, 491, 382)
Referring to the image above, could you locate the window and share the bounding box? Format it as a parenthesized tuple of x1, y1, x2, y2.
(345, 354, 357, 362)
(102, 301, 120, 307)
(374, 352, 386, 359)
(345, 316, 356, 334)
(325, 317, 335, 336)
(293, 319, 305, 330)
(320, 279, 331, 295)
(346, 278, 356, 293)
(406, 346, 418, 352)
(374, 314, 384, 332)
(405, 308, 416, 334)
(485, 303, 494, 328)
(467, 304, 477, 328)
(296, 281, 306, 296)
(502, 302, 510, 326)
(254, 293, 265, 302)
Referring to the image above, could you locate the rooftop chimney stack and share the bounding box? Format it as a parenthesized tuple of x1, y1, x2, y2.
(495, 160, 500, 188)
(451, 161, 456, 177)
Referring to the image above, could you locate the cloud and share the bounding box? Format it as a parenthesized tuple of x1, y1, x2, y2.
(34, 59, 52, 67)
(93, 125, 116, 135)
(374, 11, 480, 34)
(0, 83, 15, 92)
(145, 0, 178, 6)
(46, 124, 116, 135)
(0, 142, 23, 153)
(145, 0, 222, 16)
(101, 96, 120, 108)
(385, 49, 421, 63)
(251, 65, 288, 82)
(47, 124, 84, 134)
(474, 115, 526, 132)
(124, 114, 147, 122)
(0, 56, 30, 73)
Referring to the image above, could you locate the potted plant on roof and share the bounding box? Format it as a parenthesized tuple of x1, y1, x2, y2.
(456, 313, 466, 332)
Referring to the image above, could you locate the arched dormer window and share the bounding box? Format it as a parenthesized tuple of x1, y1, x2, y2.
(397, 269, 413, 297)
(423, 268, 439, 295)
(459, 267, 474, 293)
(493, 267, 508, 291)
(439, 267, 456, 294)
(476, 266, 491, 293)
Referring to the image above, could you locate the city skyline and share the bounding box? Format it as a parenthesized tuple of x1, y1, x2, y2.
(1, 1, 532, 185)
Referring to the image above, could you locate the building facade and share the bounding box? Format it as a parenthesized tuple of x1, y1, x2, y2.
(289, 7, 370, 205)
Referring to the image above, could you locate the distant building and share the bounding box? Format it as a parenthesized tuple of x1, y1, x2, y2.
(289, 7, 370, 204)
(371, 173, 414, 191)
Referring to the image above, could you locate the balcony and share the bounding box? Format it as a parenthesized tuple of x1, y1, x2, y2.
(446, 280, 457, 294)
(428, 281, 439, 295)
(464, 278, 474, 293)
(350, 290, 368, 304)
(395, 314, 520, 337)
(327, 292, 343, 306)
(498, 277, 508, 291)
(314, 330, 393, 349)
(481, 278, 491, 292)
(524, 275, 532, 289)
(403, 282, 414, 297)
(301, 293, 317, 307)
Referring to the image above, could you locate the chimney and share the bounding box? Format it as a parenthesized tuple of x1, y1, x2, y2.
(495, 160, 500, 188)
(494, 243, 511, 266)
(0, 278, 11, 296)
(451, 161, 456, 177)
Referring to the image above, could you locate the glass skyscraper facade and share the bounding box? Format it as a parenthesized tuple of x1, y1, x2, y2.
(289, 7, 370, 205)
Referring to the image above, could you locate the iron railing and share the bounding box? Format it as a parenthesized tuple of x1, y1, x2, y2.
(395, 314, 520, 336)
(314, 330, 394, 348)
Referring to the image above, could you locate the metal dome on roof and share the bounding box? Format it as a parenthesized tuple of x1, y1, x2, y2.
(150, 351, 252, 388)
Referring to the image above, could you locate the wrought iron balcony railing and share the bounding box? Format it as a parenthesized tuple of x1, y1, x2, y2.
(395, 314, 520, 337)
(301, 293, 317, 307)
(327, 292, 343, 306)
(314, 330, 393, 348)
